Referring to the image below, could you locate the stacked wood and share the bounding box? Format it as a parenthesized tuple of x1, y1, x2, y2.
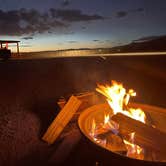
(42, 96, 82, 144)
(111, 113, 166, 153)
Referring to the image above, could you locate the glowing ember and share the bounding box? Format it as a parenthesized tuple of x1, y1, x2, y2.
(124, 133, 144, 160)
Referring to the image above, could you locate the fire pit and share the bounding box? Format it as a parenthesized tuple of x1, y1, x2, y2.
(78, 81, 166, 165)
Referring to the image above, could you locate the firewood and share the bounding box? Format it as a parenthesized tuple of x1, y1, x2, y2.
(42, 96, 82, 144)
(129, 103, 166, 133)
(57, 92, 102, 123)
(96, 132, 127, 153)
(57, 92, 100, 109)
(111, 113, 166, 153)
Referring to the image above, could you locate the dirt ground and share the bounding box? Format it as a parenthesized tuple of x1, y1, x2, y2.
(0, 55, 166, 165)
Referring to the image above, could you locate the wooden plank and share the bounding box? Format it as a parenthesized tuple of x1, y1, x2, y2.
(57, 92, 99, 109)
(42, 95, 82, 144)
(111, 113, 166, 153)
(57, 92, 102, 123)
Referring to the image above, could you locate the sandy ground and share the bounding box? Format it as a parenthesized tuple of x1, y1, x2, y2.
(0, 55, 166, 165)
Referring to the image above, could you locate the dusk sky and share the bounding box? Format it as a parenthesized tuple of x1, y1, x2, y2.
(0, 0, 166, 52)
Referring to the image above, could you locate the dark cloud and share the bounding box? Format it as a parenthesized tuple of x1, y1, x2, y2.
(0, 8, 66, 36)
(68, 41, 77, 43)
(22, 36, 33, 40)
(116, 8, 144, 18)
(81, 26, 86, 29)
(133, 35, 163, 42)
(93, 40, 100, 42)
(50, 9, 104, 22)
(131, 8, 144, 13)
(116, 11, 128, 18)
(61, 0, 70, 7)
(0, 7, 104, 36)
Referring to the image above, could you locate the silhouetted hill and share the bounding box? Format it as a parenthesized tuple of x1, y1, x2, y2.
(110, 35, 166, 53)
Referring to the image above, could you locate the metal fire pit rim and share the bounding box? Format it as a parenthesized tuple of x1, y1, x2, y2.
(78, 102, 166, 164)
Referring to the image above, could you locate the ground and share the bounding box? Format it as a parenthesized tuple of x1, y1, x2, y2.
(0, 55, 165, 165)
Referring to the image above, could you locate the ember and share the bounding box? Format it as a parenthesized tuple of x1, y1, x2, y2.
(124, 132, 144, 160)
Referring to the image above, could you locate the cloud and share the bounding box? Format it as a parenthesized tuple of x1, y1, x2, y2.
(22, 36, 33, 40)
(116, 8, 144, 18)
(50, 9, 104, 22)
(68, 41, 77, 43)
(0, 8, 66, 36)
(131, 8, 144, 13)
(133, 35, 164, 42)
(81, 26, 86, 29)
(61, 0, 70, 7)
(116, 11, 128, 18)
(93, 40, 100, 42)
(0, 8, 104, 36)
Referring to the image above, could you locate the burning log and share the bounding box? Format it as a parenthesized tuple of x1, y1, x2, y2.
(42, 96, 82, 144)
(111, 113, 166, 153)
(129, 103, 166, 133)
(97, 132, 127, 153)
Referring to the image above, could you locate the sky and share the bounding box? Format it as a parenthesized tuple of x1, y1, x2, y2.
(0, 0, 166, 52)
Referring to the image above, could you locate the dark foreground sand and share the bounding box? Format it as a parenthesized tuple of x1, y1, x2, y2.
(0, 55, 166, 165)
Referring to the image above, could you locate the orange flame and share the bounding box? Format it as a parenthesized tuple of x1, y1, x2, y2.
(103, 114, 119, 134)
(124, 133, 144, 160)
(96, 80, 146, 123)
(96, 80, 145, 158)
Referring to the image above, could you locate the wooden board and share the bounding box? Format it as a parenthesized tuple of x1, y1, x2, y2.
(42, 95, 82, 144)
(112, 113, 166, 153)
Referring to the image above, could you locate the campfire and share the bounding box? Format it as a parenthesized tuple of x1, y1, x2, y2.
(43, 80, 166, 163)
(95, 81, 145, 159)
(78, 81, 166, 162)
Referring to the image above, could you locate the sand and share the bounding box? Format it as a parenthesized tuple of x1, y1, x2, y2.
(0, 55, 166, 165)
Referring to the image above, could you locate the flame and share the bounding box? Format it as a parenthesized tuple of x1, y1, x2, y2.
(104, 114, 110, 124)
(124, 133, 144, 160)
(103, 114, 119, 135)
(96, 80, 145, 158)
(96, 80, 146, 123)
(90, 118, 107, 146)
